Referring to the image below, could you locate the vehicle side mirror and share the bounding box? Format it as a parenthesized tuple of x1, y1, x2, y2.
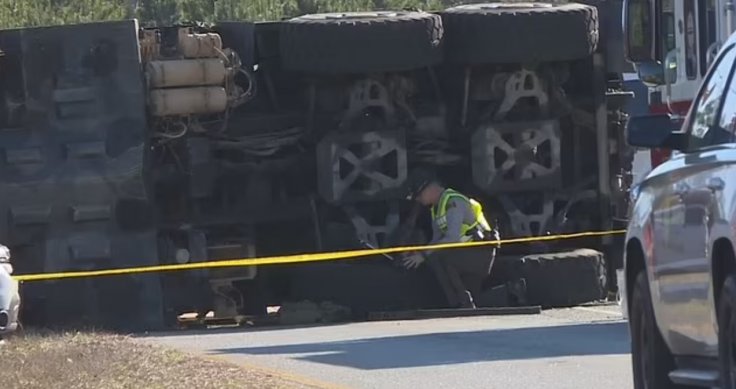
(664, 49, 677, 85)
(626, 114, 686, 150)
(635, 61, 665, 87)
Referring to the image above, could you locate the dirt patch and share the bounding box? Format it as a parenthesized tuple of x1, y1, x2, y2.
(0, 330, 319, 389)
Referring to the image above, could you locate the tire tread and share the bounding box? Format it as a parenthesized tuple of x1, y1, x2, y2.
(440, 3, 599, 64)
(279, 11, 444, 74)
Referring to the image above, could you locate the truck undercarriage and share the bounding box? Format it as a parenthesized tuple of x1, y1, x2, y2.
(2, 2, 635, 331)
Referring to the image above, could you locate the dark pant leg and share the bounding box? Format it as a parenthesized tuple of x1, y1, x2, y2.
(427, 253, 461, 307)
(427, 246, 496, 308)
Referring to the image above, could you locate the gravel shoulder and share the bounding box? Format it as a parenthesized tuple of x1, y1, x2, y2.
(0, 331, 322, 389)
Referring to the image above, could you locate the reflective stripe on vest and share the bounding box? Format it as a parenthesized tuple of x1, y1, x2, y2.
(430, 189, 491, 240)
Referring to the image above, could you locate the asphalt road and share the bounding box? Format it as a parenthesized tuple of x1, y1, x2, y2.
(142, 304, 631, 389)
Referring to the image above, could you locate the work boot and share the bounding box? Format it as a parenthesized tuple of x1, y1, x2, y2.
(507, 278, 528, 306)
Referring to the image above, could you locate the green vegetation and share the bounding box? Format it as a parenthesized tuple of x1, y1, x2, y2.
(0, 0, 480, 28)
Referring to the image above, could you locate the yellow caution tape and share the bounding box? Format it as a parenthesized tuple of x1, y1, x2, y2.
(12, 229, 627, 282)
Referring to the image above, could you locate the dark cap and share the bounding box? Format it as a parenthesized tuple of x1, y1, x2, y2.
(406, 169, 437, 201)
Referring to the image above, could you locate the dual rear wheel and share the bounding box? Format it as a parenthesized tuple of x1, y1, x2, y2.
(278, 3, 599, 75)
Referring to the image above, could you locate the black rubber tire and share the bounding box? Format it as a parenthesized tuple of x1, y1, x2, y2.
(719, 275, 736, 389)
(279, 11, 443, 74)
(630, 272, 691, 389)
(440, 2, 598, 64)
(519, 248, 607, 307)
(285, 261, 446, 318)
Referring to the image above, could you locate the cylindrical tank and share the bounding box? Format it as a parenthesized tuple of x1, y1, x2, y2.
(178, 30, 223, 59)
(149, 87, 228, 117)
(146, 59, 226, 88)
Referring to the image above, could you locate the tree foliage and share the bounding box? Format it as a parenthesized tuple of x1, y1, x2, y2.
(0, 0, 477, 28)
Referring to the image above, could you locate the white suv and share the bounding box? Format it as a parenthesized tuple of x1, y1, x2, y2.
(624, 31, 736, 388)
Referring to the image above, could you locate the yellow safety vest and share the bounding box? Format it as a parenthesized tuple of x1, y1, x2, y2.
(430, 189, 492, 242)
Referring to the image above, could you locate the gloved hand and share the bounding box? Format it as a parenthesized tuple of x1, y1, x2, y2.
(401, 253, 425, 270)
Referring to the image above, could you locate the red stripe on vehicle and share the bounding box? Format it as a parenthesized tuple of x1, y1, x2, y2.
(649, 100, 692, 115)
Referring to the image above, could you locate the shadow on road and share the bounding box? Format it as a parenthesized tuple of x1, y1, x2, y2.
(211, 321, 630, 370)
(138, 322, 354, 338)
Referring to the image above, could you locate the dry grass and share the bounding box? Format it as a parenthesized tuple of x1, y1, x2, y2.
(0, 330, 316, 389)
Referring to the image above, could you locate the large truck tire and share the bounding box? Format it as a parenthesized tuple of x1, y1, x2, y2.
(576, 0, 634, 73)
(440, 3, 598, 64)
(520, 248, 607, 307)
(279, 11, 443, 74)
(286, 261, 445, 319)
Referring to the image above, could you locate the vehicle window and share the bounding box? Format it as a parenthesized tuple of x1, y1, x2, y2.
(698, 0, 718, 76)
(659, 0, 676, 60)
(660, 0, 676, 56)
(685, 45, 736, 149)
(685, 0, 698, 79)
(627, 0, 653, 60)
(717, 59, 736, 136)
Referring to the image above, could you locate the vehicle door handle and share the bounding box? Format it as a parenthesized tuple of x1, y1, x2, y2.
(707, 177, 725, 192)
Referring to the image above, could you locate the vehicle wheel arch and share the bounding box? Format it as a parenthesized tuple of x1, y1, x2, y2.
(712, 237, 736, 307)
(626, 238, 645, 313)
(713, 237, 736, 389)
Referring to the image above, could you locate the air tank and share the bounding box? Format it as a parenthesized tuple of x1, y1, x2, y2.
(178, 30, 223, 59)
(146, 59, 227, 88)
(149, 87, 228, 117)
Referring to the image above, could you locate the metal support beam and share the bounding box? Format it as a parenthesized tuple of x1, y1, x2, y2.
(461, 66, 471, 128)
(593, 53, 612, 244)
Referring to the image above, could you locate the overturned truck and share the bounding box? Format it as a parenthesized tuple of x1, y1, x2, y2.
(3, 2, 634, 330)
